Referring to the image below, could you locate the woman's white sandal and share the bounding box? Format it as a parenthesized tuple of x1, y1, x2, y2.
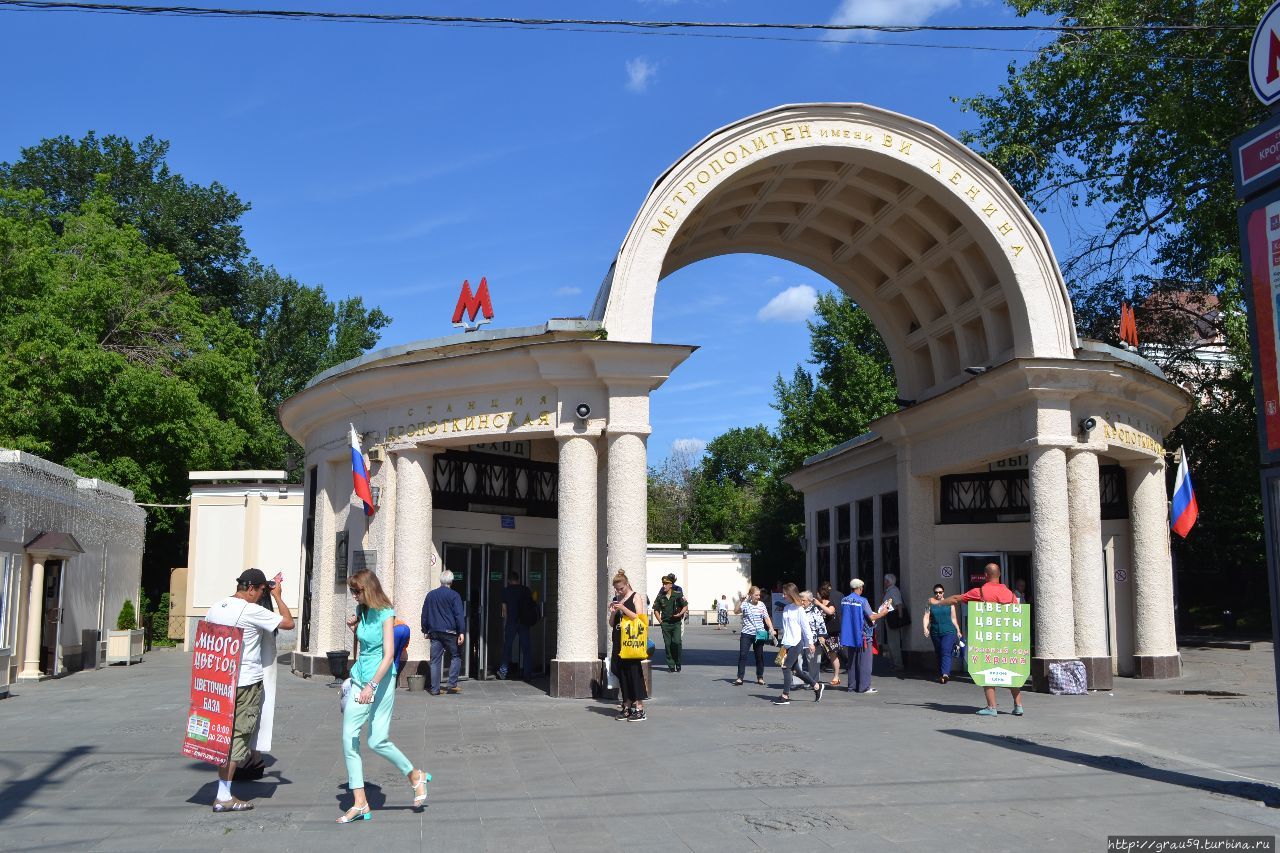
(337, 804, 371, 823)
(411, 769, 432, 807)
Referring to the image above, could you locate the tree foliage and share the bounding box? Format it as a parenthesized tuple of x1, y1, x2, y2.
(0, 132, 392, 591)
(0, 189, 282, 528)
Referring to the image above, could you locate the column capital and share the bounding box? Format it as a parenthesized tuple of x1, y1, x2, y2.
(606, 423, 651, 438)
(555, 425, 604, 439)
(386, 442, 439, 459)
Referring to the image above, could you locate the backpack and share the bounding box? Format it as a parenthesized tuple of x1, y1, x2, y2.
(518, 589, 540, 627)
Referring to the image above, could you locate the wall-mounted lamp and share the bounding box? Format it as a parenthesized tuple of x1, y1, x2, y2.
(964, 366, 989, 376)
(370, 486, 381, 506)
(574, 403, 591, 421)
(1079, 417, 1097, 434)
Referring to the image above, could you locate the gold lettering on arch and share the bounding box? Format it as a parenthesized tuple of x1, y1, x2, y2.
(645, 119, 1028, 264)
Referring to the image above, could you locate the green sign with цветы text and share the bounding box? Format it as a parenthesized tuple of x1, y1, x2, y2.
(966, 602, 1031, 688)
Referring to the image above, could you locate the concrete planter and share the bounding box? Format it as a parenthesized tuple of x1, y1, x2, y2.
(105, 629, 144, 665)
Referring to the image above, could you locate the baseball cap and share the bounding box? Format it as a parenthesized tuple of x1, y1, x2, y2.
(236, 568, 270, 587)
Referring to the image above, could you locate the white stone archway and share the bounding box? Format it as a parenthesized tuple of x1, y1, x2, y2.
(592, 103, 1079, 402)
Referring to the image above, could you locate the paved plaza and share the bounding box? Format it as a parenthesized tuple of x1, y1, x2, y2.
(2, 625, 1279, 852)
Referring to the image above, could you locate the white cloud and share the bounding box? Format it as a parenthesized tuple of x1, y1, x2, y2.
(625, 57, 657, 93)
(671, 437, 707, 457)
(828, 0, 961, 38)
(757, 284, 818, 322)
(555, 286, 582, 296)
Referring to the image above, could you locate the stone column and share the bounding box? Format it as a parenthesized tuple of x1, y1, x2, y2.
(607, 431, 649, 602)
(394, 446, 434, 669)
(18, 557, 46, 680)
(308, 459, 343, 664)
(1127, 458, 1181, 677)
(1028, 444, 1078, 689)
(1068, 449, 1111, 689)
(551, 433, 599, 698)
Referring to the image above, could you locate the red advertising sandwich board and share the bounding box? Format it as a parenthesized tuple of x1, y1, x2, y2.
(182, 621, 244, 765)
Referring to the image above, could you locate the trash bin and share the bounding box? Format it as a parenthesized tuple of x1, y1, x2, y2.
(406, 674, 425, 692)
(325, 650, 350, 685)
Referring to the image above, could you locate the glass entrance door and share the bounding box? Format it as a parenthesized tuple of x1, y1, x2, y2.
(442, 543, 483, 680)
(442, 542, 557, 681)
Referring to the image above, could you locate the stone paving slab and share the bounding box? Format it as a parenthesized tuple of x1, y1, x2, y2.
(1, 625, 1279, 852)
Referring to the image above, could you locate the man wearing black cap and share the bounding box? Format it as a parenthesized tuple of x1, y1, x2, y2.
(204, 568, 294, 812)
(651, 574, 688, 672)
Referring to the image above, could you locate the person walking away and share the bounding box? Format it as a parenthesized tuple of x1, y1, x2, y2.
(878, 573, 905, 671)
(814, 581, 842, 686)
(937, 562, 1025, 716)
(733, 586, 775, 686)
(652, 573, 688, 672)
(840, 579, 890, 694)
(922, 585, 961, 684)
(608, 570, 649, 721)
(204, 569, 293, 812)
(497, 570, 535, 680)
(772, 583, 824, 705)
(338, 569, 430, 823)
(716, 595, 729, 630)
(420, 570, 466, 695)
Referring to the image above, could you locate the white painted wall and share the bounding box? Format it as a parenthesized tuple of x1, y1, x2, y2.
(645, 546, 751, 617)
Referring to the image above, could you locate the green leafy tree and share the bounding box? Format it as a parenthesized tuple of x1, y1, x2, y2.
(0, 133, 394, 594)
(0, 132, 249, 309)
(0, 188, 284, 581)
(958, 0, 1267, 623)
(774, 293, 898, 468)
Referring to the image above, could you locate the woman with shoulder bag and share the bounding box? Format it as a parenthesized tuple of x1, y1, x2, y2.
(608, 570, 650, 722)
(733, 586, 775, 686)
(814, 581, 842, 687)
(772, 583, 823, 705)
(336, 569, 430, 824)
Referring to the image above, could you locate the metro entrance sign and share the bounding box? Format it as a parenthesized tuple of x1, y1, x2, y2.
(1253, 0, 1280, 107)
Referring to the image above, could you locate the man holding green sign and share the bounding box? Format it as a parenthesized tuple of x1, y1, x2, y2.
(938, 562, 1028, 717)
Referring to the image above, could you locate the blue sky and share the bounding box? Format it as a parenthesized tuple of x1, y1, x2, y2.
(0, 0, 1062, 463)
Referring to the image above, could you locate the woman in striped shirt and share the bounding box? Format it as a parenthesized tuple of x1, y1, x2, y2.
(733, 586, 775, 686)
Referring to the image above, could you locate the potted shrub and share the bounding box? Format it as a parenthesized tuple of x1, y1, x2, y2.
(106, 599, 145, 665)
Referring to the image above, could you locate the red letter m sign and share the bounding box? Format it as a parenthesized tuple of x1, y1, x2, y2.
(452, 277, 495, 329)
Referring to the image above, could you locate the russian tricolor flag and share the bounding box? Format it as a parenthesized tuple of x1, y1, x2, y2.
(1170, 449, 1197, 538)
(350, 424, 376, 517)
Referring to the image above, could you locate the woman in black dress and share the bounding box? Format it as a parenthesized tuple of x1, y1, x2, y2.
(608, 570, 649, 722)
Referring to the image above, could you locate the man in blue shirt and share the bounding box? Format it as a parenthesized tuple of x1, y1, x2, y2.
(840, 578, 890, 694)
(420, 570, 466, 695)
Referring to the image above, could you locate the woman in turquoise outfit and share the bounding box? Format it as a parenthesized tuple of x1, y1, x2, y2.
(921, 584, 962, 684)
(338, 569, 430, 823)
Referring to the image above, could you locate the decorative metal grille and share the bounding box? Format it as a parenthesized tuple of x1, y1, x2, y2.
(941, 465, 1129, 524)
(433, 451, 558, 518)
(1099, 465, 1128, 520)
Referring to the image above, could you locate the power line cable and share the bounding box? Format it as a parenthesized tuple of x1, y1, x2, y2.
(0, 1, 1255, 33)
(0, 1, 1246, 62)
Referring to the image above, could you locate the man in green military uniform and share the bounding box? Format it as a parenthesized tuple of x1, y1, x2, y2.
(652, 574, 689, 673)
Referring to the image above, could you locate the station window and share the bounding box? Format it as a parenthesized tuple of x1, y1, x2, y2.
(856, 498, 874, 577)
(815, 509, 831, 580)
(880, 492, 900, 586)
(835, 504, 851, 583)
